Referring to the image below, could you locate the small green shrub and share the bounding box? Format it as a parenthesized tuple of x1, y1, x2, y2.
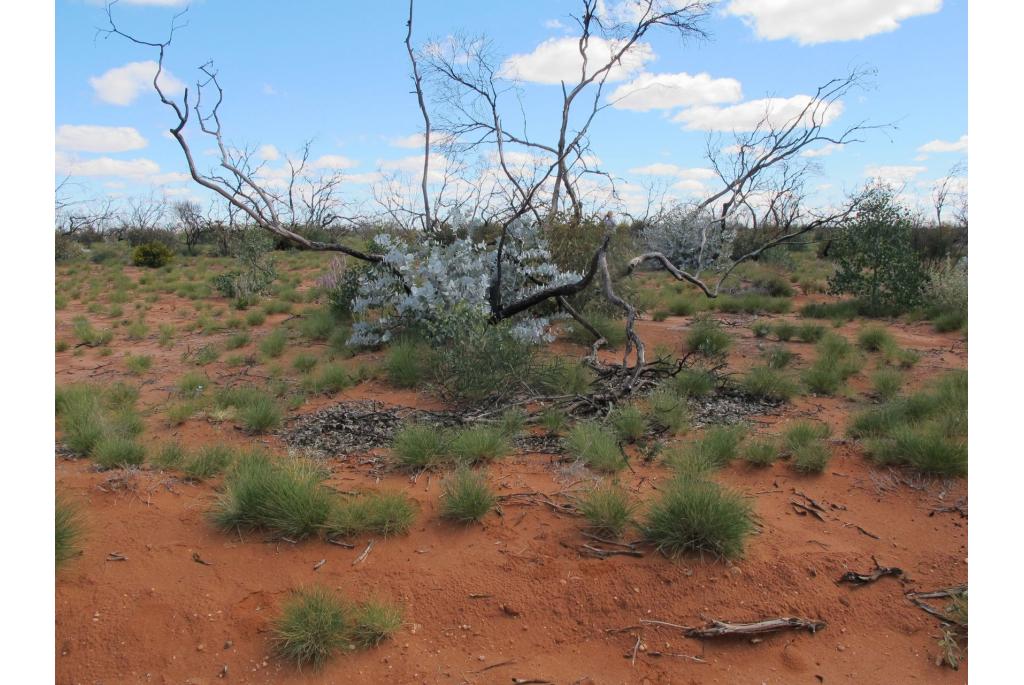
(226, 332, 251, 350)
(534, 356, 593, 396)
(691, 424, 747, 467)
(183, 444, 236, 480)
(299, 308, 336, 341)
(671, 368, 716, 398)
(385, 340, 427, 389)
(238, 394, 283, 433)
(578, 482, 634, 538)
(213, 452, 333, 538)
(308, 364, 352, 394)
(272, 587, 352, 669)
(391, 424, 447, 470)
(450, 425, 511, 465)
(132, 242, 174, 268)
(260, 328, 288, 358)
(796, 324, 825, 343)
(56, 497, 83, 568)
(791, 442, 831, 473)
(497, 407, 527, 438)
(685, 316, 731, 357)
(772, 322, 796, 342)
(246, 310, 267, 327)
(125, 354, 152, 375)
(326, 491, 417, 538)
(872, 369, 903, 401)
(439, 468, 495, 523)
(642, 478, 753, 559)
(782, 421, 830, 453)
(292, 353, 318, 374)
(609, 404, 648, 443)
(564, 422, 624, 472)
(742, 438, 779, 467)
(857, 326, 894, 352)
(740, 366, 796, 402)
(764, 346, 794, 369)
(92, 435, 146, 469)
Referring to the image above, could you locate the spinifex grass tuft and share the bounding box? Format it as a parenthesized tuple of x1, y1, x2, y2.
(577, 481, 635, 538)
(439, 468, 495, 523)
(642, 478, 753, 559)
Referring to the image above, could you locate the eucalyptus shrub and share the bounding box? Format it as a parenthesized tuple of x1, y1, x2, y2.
(212, 229, 278, 302)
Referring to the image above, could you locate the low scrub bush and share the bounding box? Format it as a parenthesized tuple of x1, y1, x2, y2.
(132, 242, 174, 268)
(872, 369, 903, 401)
(326, 491, 417, 539)
(857, 326, 894, 352)
(450, 425, 511, 465)
(772, 321, 796, 341)
(439, 468, 495, 523)
(578, 482, 634, 538)
(685, 316, 731, 357)
(391, 424, 447, 470)
(642, 478, 753, 559)
(564, 422, 624, 472)
(533, 356, 593, 396)
(431, 313, 534, 403)
(796, 324, 826, 343)
(259, 328, 288, 358)
(566, 310, 627, 348)
(213, 452, 334, 538)
(740, 366, 796, 402)
(385, 340, 428, 389)
(750, 320, 771, 338)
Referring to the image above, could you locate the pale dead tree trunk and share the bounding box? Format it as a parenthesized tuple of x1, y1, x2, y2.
(406, 0, 433, 234)
(932, 160, 966, 226)
(99, 3, 384, 265)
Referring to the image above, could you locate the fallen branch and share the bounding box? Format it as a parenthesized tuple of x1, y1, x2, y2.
(580, 543, 644, 558)
(353, 539, 375, 565)
(791, 501, 826, 521)
(837, 556, 902, 585)
(679, 617, 826, 639)
(842, 522, 880, 540)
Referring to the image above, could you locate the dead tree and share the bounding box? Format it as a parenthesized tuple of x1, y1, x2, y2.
(172, 200, 207, 254)
(932, 159, 966, 227)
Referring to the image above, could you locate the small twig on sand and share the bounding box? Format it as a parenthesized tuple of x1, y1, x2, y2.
(647, 617, 826, 638)
(106, 552, 127, 562)
(472, 659, 516, 673)
(353, 539, 375, 565)
(581, 532, 638, 549)
(580, 543, 644, 558)
(647, 651, 708, 663)
(512, 679, 553, 685)
(837, 556, 902, 585)
(326, 537, 355, 549)
(842, 522, 881, 539)
(792, 490, 827, 512)
(313, 558, 326, 571)
(630, 633, 641, 666)
(191, 551, 213, 566)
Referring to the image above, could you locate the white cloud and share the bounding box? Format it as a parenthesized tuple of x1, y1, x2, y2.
(672, 95, 844, 131)
(801, 142, 845, 158)
(628, 163, 716, 180)
(311, 154, 359, 170)
(344, 172, 383, 185)
(917, 134, 968, 154)
(499, 36, 654, 84)
(151, 172, 191, 184)
(609, 71, 743, 111)
(388, 132, 455, 149)
(725, 0, 941, 45)
(381, 153, 448, 173)
(864, 164, 928, 185)
(89, 61, 185, 106)
(543, 19, 566, 29)
(262, 83, 277, 96)
(257, 144, 280, 161)
(55, 125, 147, 153)
(56, 152, 161, 178)
(671, 179, 709, 194)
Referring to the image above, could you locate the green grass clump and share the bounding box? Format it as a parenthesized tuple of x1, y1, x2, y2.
(151, 442, 186, 470)
(740, 366, 796, 402)
(646, 386, 691, 434)
(260, 328, 288, 358)
(791, 442, 831, 473)
(92, 435, 146, 469)
(307, 364, 352, 394)
(667, 295, 702, 317)
(800, 300, 861, 321)
(567, 311, 627, 349)
(685, 316, 731, 357)
(72, 316, 113, 347)
(578, 482, 635, 538)
(326, 491, 417, 539)
(183, 444, 236, 480)
(782, 421, 831, 452)
(671, 368, 716, 398)
(192, 344, 221, 366)
(292, 353, 319, 374)
(857, 326, 894, 352)
(771, 322, 796, 341)
(225, 331, 251, 350)
(245, 310, 267, 327)
(450, 425, 511, 465)
(56, 497, 83, 568)
(932, 309, 967, 333)
(872, 369, 903, 401)
(764, 346, 794, 369)
(299, 308, 336, 341)
(539, 407, 567, 435)
(350, 600, 404, 648)
(125, 354, 152, 375)
(534, 356, 593, 395)
(391, 424, 447, 470)
(742, 438, 779, 467)
(642, 478, 753, 559)
(564, 421, 625, 473)
(796, 324, 826, 343)
(385, 340, 427, 388)
(714, 293, 790, 314)
(750, 320, 771, 338)
(237, 394, 283, 433)
(439, 468, 495, 523)
(272, 587, 352, 669)
(213, 452, 333, 538)
(690, 424, 747, 468)
(609, 404, 648, 443)
(496, 407, 527, 438)
(802, 333, 863, 395)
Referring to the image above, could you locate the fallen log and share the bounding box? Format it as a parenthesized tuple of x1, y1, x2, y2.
(680, 617, 826, 638)
(837, 556, 903, 585)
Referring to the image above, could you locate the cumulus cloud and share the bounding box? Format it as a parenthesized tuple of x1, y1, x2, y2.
(543, 19, 566, 29)
(917, 134, 968, 154)
(672, 95, 844, 132)
(609, 71, 742, 111)
(257, 144, 280, 161)
(311, 154, 359, 170)
(628, 163, 716, 180)
(800, 142, 845, 158)
(724, 0, 941, 45)
(389, 132, 455, 149)
(89, 61, 185, 106)
(56, 152, 161, 178)
(56, 125, 148, 153)
(499, 36, 653, 84)
(864, 164, 928, 185)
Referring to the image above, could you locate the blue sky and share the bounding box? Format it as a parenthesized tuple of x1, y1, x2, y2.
(55, 0, 967, 217)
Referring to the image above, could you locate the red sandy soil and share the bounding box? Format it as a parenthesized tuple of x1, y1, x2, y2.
(56, 265, 967, 684)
